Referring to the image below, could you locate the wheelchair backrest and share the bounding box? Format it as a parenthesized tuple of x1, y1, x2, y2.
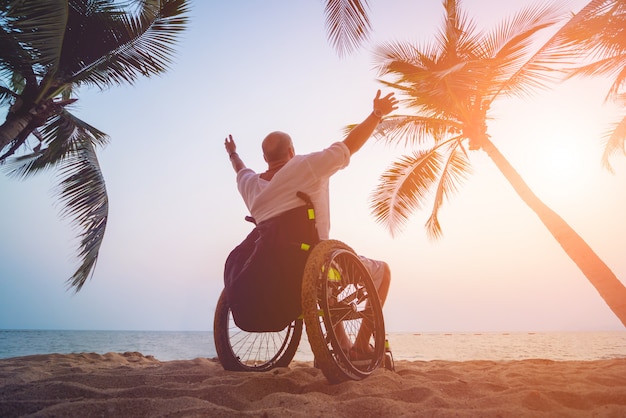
(223, 192, 320, 332)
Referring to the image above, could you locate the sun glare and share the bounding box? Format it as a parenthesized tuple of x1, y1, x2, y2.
(537, 142, 584, 182)
(523, 126, 599, 203)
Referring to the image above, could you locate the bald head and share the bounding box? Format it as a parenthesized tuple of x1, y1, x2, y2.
(262, 131, 294, 163)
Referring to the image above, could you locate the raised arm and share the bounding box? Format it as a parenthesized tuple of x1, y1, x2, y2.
(343, 90, 398, 155)
(224, 134, 247, 173)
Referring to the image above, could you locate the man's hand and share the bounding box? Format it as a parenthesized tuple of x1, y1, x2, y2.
(343, 90, 399, 155)
(224, 134, 237, 156)
(373, 90, 398, 118)
(225, 134, 246, 173)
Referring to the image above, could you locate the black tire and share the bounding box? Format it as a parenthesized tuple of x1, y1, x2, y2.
(213, 289, 303, 371)
(302, 240, 386, 383)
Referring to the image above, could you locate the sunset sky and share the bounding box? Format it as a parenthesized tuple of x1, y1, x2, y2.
(1, 0, 625, 333)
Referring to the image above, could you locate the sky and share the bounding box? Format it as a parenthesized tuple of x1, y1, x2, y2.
(1, 0, 625, 333)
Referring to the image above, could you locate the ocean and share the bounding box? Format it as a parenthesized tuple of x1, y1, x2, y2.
(1, 330, 625, 362)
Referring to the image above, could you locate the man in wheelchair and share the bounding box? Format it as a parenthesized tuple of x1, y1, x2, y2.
(224, 90, 397, 361)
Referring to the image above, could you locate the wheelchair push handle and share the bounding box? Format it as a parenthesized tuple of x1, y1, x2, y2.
(296, 191, 313, 206)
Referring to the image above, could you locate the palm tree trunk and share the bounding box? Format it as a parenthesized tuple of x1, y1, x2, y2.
(0, 114, 32, 155)
(481, 137, 626, 328)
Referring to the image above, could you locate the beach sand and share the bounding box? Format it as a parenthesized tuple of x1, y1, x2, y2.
(1, 352, 625, 417)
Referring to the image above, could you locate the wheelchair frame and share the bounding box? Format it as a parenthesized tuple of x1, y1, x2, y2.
(213, 238, 387, 383)
(214, 191, 387, 383)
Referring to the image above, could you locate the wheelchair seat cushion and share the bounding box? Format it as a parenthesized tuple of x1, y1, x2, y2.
(224, 204, 319, 332)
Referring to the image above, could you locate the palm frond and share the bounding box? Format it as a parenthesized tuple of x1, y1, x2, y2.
(581, 11, 625, 60)
(436, 0, 483, 62)
(425, 141, 471, 240)
(570, 55, 626, 101)
(370, 146, 446, 236)
(370, 114, 461, 148)
(524, 0, 619, 78)
(374, 42, 477, 115)
(373, 40, 428, 73)
(324, 0, 372, 58)
(0, 0, 68, 76)
(603, 57, 626, 101)
(44, 108, 109, 148)
(57, 0, 130, 78)
(601, 113, 626, 172)
(2, 108, 109, 291)
(0, 85, 15, 106)
(568, 52, 625, 79)
(483, 1, 568, 102)
(56, 138, 108, 292)
(65, 0, 189, 88)
(4, 110, 108, 179)
(553, 0, 622, 50)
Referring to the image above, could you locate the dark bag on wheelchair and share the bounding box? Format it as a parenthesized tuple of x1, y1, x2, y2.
(224, 201, 319, 332)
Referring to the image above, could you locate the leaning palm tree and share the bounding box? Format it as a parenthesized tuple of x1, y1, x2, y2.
(548, 0, 626, 172)
(369, 0, 626, 326)
(0, 0, 189, 291)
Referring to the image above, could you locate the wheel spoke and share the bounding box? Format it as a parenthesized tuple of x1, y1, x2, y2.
(215, 290, 302, 371)
(302, 240, 386, 382)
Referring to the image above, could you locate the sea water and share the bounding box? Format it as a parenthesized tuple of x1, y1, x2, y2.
(1, 330, 625, 362)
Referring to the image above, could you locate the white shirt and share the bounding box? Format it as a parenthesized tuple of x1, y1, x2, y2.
(236, 142, 350, 239)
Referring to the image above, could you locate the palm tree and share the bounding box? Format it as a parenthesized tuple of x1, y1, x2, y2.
(0, 0, 189, 291)
(548, 0, 626, 172)
(368, 0, 626, 326)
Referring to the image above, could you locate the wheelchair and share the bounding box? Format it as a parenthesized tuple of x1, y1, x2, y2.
(213, 195, 390, 383)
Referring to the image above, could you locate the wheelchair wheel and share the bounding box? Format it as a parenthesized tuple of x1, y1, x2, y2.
(302, 240, 386, 383)
(213, 289, 303, 371)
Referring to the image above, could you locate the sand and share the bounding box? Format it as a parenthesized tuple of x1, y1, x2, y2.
(1, 352, 625, 417)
